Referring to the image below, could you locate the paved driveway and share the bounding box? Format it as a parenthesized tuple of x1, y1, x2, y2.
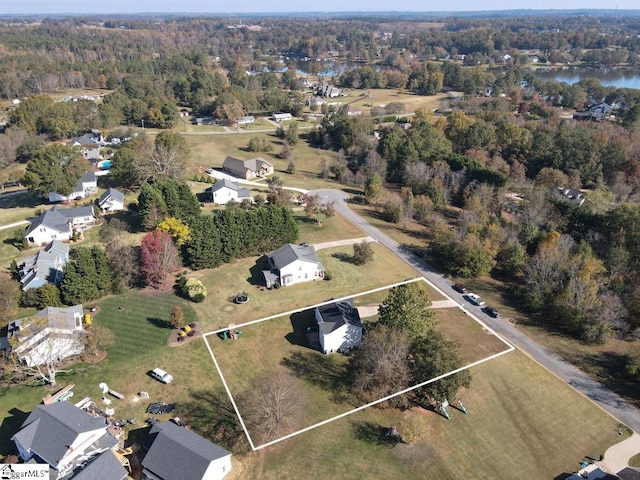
(312, 188, 640, 434)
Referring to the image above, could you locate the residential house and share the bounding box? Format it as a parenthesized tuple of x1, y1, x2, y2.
(315, 298, 363, 354)
(554, 187, 586, 206)
(1, 304, 85, 367)
(195, 116, 217, 126)
(142, 421, 232, 480)
(11, 401, 125, 480)
(68, 133, 105, 161)
(49, 172, 98, 203)
(18, 240, 69, 291)
(237, 115, 255, 125)
(305, 96, 326, 108)
(566, 464, 619, 480)
(25, 205, 96, 246)
(272, 112, 292, 121)
(572, 102, 612, 122)
(263, 243, 324, 288)
(206, 179, 251, 205)
(98, 188, 125, 213)
(317, 82, 341, 98)
(222, 156, 274, 180)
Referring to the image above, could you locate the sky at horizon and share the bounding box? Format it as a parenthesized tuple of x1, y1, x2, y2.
(0, 1, 637, 15)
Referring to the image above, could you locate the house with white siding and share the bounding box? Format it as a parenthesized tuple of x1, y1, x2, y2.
(206, 179, 251, 205)
(263, 243, 324, 288)
(18, 240, 69, 291)
(25, 205, 96, 246)
(315, 298, 363, 354)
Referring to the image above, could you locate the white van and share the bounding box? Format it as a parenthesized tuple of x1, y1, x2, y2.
(150, 368, 174, 384)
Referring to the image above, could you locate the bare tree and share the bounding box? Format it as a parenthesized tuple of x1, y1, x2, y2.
(303, 193, 333, 225)
(241, 370, 304, 444)
(5, 315, 86, 387)
(348, 326, 411, 407)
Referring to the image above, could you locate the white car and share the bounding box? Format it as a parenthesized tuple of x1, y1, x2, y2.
(150, 368, 174, 384)
(466, 293, 485, 306)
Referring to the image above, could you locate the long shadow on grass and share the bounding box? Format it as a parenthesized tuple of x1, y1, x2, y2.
(0, 408, 29, 456)
(285, 310, 319, 350)
(247, 256, 269, 287)
(351, 421, 403, 447)
(179, 390, 251, 453)
(147, 317, 172, 329)
(281, 350, 356, 404)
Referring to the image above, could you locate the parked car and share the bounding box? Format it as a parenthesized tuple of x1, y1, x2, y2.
(150, 368, 174, 384)
(484, 306, 499, 318)
(453, 284, 467, 293)
(466, 293, 485, 306)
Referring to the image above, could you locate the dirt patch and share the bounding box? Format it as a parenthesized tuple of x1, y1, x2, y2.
(168, 322, 203, 347)
(82, 350, 107, 363)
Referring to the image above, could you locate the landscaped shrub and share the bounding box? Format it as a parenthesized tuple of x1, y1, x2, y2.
(179, 276, 208, 302)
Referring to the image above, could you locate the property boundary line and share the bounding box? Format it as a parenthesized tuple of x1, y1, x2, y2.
(202, 277, 515, 451)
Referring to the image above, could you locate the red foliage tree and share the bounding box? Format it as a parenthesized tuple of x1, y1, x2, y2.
(140, 231, 180, 287)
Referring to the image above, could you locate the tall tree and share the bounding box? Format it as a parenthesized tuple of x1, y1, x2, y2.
(23, 144, 89, 198)
(139, 231, 180, 287)
(378, 282, 435, 338)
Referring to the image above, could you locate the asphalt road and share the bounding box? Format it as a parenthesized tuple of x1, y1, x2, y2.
(313, 188, 640, 433)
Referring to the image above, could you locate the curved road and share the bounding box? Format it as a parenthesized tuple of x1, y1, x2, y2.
(313, 188, 640, 433)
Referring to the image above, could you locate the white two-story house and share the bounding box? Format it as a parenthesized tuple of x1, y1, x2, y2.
(263, 243, 324, 288)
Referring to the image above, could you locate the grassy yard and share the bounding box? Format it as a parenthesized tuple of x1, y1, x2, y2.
(294, 211, 365, 245)
(227, 349, 622, 479)
(0, 290, 218, 457)
(183, 132, 345, 190)
(0, 285, 625, 478)
(206, 292, 509, 443)
(188, 243, 419, 331)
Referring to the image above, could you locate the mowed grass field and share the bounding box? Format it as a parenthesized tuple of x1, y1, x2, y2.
(206, 285, 510, 444)
(226, 349, 622, 480)
(0, 290, 222, 456)
(0, 264, 625, 478)
(188, 243, 419, 331)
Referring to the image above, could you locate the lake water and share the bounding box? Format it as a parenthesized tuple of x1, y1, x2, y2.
(530, 67, 640, 90)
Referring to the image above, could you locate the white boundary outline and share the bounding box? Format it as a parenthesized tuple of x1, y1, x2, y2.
(202, 277, 515, 451)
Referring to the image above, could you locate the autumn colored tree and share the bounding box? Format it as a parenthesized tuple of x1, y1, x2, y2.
(157, 216, 191, 246)
(140, 231, 180, 287)
(170, 305, 185, 329)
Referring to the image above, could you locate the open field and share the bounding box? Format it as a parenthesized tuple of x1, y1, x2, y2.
(0, 276, 626, 478)
(334, 90, 450, 118)
(229, 349, 622, 479)
(183, 131, 347, 190)
(189, 243, 419, 331)
(205, 283, 510, 446)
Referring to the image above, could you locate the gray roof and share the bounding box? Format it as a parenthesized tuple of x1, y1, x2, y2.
(26, 206, 94, 237)
(223, 156, 273, 175)
(69, 449, 126, 480)
(207, 179, 250, 198)
(268, 243, 320, 270)
(12, 402, 107, 469)
(143, 422, 231, 480)
(98, 188, 124, 205)
(69, 134, 99, 148)
(316, 298, 363, 335)
(7, 305, 83, 342)
(19, 240, 69, 290)
(25, 209, 70, 237)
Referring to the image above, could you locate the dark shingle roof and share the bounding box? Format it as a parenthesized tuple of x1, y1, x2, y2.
(316, 298, 362, 335)
(69, 449, 126, 480)
(142, 422, 230, 480)
(12, 402, 106, 469)
(98, 188, 124, 205)
(268, 243, 320, 270)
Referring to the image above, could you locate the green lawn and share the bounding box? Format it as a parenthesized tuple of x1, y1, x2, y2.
(228, 349, 621, 479)
(188, 243, 419, 331)
(0, 290, 218, 457)
(294, 211, 365, 245)
(207, 291, 509, 444)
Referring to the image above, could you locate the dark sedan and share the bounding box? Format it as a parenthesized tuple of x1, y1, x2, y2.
(484, 307, 499, 318)
(453, 284, 467, 293)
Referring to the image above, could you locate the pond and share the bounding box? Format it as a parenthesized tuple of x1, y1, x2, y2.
(530, 67, 640, 90)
